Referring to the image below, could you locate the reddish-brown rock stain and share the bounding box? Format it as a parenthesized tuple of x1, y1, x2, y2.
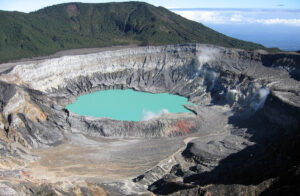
(174, 120, 194, 134)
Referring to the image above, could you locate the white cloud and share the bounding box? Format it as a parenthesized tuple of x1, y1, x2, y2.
(230, 14, 244, 22)
(175, 11, 226, 24)
(141, 109, 168, 121)
(173, 9, 300, 26)
(253, 18, 300, 26)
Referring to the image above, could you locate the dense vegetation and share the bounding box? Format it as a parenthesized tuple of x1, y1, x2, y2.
(0, 2, 277, 63)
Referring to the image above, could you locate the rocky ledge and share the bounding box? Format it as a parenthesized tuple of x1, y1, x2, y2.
(0, 44, 299, 195)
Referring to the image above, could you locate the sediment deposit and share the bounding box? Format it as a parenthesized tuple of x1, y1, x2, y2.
(0, 44, 299, 195)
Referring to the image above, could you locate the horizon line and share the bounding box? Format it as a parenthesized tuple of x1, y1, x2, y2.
(169, 8, 300, 11)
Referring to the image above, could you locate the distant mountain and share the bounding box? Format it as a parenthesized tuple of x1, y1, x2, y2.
(0, 2, 277, 63)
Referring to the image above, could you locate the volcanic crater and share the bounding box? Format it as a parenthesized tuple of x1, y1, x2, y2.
(0, 44, 300, 195)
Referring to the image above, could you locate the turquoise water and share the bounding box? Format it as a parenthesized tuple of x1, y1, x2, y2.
(66, 89, 191, 121)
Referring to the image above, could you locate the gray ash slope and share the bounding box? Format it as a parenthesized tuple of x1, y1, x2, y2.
(0, 44, 299, 195)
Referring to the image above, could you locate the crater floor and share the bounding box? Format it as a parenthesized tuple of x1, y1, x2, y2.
(24, 104, 229, 183)
(26, 134, 185, 183)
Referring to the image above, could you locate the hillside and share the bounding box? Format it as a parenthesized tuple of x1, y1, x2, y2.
(0, 1, 274, 63)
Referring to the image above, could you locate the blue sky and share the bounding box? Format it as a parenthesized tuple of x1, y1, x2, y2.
(170, 7, 300, 50)
(172, 8, 300, 26)
(1, 0, 300, 12)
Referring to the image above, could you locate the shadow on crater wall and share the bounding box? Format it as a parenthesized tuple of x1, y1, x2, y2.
(149, 93, 300, 195)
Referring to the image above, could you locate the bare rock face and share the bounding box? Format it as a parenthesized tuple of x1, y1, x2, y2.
(0, 44, 299, 195)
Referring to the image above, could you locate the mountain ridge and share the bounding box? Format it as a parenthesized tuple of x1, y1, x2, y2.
(0, 1, 278, 63)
